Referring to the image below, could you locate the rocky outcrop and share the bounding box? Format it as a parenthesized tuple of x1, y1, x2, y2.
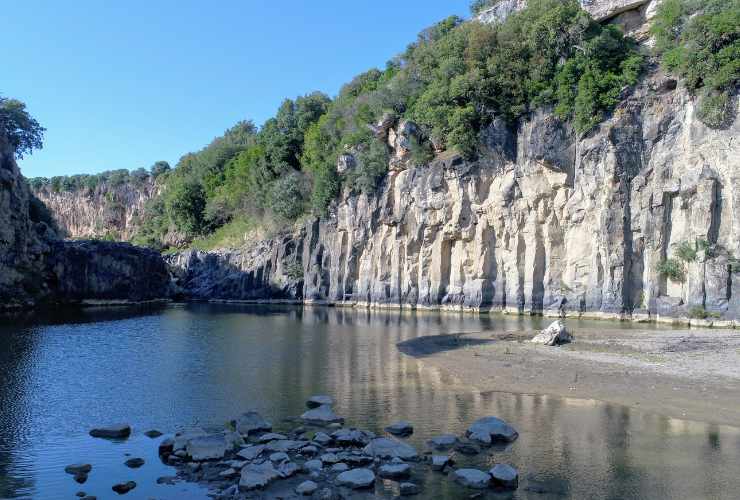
(1, 132, 171, 309)
(45, 240, 171, 304)
(168, 70, 740, 325)
(0, 133, 57, 309)
(31, 178, 156, 240)
(476, 0, 661, 42)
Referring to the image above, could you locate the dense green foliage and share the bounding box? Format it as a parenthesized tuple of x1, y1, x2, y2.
(0, 96, 45, 159)
(658, 258, 686, 283)
(28, 161, 169, 193)
(130, 0, 644, 250)
(652, 0, 740, 128)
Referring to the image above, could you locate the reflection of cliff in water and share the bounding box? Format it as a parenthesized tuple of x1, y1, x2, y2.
(1, 305, 739, 498)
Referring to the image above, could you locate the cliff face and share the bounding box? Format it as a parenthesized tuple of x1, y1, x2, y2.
(0, 135, 57, 308)
(169, 71, 740, 325)
(1, 134, 170, 309)
(32, 179, 156, 241)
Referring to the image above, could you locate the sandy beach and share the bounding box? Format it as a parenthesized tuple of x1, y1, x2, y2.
(398, 325, 740, 427)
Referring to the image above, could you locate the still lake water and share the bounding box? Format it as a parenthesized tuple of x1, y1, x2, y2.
(1, 304, 739, 499)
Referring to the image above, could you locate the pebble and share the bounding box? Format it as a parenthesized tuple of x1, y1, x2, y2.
(111, 481, 137, 494)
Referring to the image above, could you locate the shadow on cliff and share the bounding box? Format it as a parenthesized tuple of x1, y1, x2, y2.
(396, 332, 497, 358)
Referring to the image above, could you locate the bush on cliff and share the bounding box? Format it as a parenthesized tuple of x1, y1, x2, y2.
(652, 0, 740, 128)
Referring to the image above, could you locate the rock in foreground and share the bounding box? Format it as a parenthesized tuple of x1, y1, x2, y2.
(453, 468, 491, 489)
(490, 463, 519, 489)
(336, 468, 375, 489)
(530, 320, 572, 346)
(89, 424, 131, 439)
(467, 416, 519, 444)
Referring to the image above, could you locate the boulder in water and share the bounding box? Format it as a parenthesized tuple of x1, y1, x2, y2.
(336, 468, 375, 489)
(306, 395, 334, 408)
(89, 424, 131, 439)
(453, 468, 491, 489)
(490, 463, 518, 489)
(385, 420, 413, 436)
(466, 416, 518, 444)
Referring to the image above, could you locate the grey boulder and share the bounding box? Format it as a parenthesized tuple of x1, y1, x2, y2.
(467, 416, 518, 444)
(428, 434, 457, 450)
(378, 463, 411, 479)
(385, 420, 413, 436)
(363, 437, 418, 460)
(301, 405, 344, 424)
(453, 468, 491, 489)
(239, 462, 281, 491)
(400, 482, 420, 496)
(186, 435, 227, 461)
(336, 468, 375, 489)
(490, 463, 518, 489)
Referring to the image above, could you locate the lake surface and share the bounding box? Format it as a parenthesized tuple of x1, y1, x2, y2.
(1, 304, 739, 499)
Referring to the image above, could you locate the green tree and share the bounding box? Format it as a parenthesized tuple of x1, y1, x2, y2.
(165, 179, 206, 236)
(0, 96, 45, 158)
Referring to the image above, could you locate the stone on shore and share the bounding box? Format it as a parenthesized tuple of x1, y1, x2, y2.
(301, 405, 344, 424)
(530, 320, 571, 346)
(363, 437, 418, 460)
(303, 459, 323, 473)
(186, 434, 228, 461)
(256, 432, 287, 443)
(453, 469, 491, 489)
(239, 462, 281, 491)
(490, 463, 518, 489)
(385, 420, 413, 436)
(89, 424, 131, 439)
(265, 439, 308, 453)
(313, 431, 333, 446)
(65, 464, 92, 475)
(332, 428, 372, 446)
(111, 481, 137, 494)
(306, 395, 334, 408)
(331, 462, 349, 472)
(378, 462, 411, 479)
(235, 411, 272, 435)
(278, 461, 300, 478)
(336, 468, 375, 489)
(467, 416, 519, 444)
(237, 444, 265, 461)
(124, 458, 144, 468)
(296, 480, 319, 495)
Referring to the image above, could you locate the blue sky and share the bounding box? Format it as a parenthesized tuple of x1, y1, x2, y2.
(4, 1, 470, 179)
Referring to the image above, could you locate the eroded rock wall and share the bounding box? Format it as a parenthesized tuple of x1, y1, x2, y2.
(32, 179, 156, 240)
(170, 74, 740, 325)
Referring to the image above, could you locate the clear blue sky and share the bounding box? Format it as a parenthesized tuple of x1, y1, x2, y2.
(4, 0, 470, 179)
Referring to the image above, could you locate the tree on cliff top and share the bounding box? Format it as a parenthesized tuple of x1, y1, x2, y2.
(0, 96, 45, 159)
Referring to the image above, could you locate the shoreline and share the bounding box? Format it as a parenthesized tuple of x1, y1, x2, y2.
(398, 327, 740, 428)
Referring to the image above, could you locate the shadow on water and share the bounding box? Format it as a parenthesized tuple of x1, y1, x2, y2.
(0, 303, 738, 499)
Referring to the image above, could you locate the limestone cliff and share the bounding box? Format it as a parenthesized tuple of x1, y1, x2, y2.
(168, 68, 740, 326)
(31, 177, 156, 241)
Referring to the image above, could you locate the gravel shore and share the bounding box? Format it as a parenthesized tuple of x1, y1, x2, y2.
(398, 326, 740, 427)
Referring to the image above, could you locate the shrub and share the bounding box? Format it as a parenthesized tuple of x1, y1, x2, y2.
(285, 261, 304, 281)
(658, 258, 686, 283)
(689, 306, 721, 319)
(268, 172, 308, 221)
(675, 240, 697, 262)
(651, 0, 740, 128)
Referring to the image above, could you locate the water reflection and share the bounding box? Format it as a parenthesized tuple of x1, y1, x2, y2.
(0, 304, 738, 499)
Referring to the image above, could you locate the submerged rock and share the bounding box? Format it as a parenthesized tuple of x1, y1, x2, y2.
(467, 416, 519, 444)
(65, 464, 92, 475)
(306, 395, 334, 408)
(123, 458, 144, 468)
(428, 434, 457, 450)
(385, 420, 413, 436)
(453, 468, 491, 489)
(431, 455, 451, 471)
(111, 481, 137, 494)
(89, 424, 131, 439)
(144, 429, 162, 438)
(400, 482, 420, 496)
(530, 320, 572, 346)
(378, 463, 411, 479)
(490, 463, 519, 489)
(336, 468, 375, 489)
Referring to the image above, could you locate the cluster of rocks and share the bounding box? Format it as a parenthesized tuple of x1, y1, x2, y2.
(149, 396, 521, 498)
